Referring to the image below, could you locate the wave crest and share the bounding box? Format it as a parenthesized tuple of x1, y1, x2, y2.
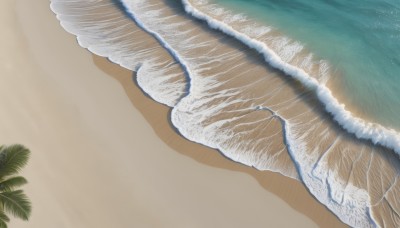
(51, 0, 400, 227)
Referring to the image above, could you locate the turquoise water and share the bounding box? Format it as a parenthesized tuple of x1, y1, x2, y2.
(213, 0, 400, 129)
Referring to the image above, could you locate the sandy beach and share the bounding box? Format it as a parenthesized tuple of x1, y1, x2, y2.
(0, 0, 349, 227)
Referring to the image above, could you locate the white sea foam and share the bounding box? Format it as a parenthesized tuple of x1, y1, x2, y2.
(181, 0, 400, 158)
(180, 0, 386, 226)
(50, 0, 187, 107)
(51, 0, 400, 226)
(119, 0, 299, 178)
(118, 0, 384, 226)
(123, 0, 388, 226)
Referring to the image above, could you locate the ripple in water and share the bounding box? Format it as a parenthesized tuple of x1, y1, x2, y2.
(51, 0, 400, 227)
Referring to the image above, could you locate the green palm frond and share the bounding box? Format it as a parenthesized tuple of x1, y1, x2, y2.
(0, 177, 28, 192)
(0, 144, 32, 226)
(0, 220, 7, 228)
(0, 145, 30, 178)
(0, 206, 10, 228)
(0, 190, 31, 220)
(0, 210, 9, 222)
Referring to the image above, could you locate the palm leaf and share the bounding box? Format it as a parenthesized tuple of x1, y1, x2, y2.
(0, 220, 7, 228)
(0, 210, 9, 227)
(0, 145, 30, 178)
(0, 177, 27, 192)
(0, 210, 9, 223)
(0, 190, 31, 220)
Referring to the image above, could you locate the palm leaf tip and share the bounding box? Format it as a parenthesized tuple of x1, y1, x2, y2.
(0, 220, 7, 228)
(0, 145, 30, 178)
(0, 211, 10, 223)
(0, 190, 31, 220)
(0, 176, 28, 192)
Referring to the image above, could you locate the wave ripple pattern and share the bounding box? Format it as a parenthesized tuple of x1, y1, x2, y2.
(51, 0, 400, 227)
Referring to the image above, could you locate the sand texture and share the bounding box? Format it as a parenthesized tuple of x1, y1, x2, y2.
(0, 0, 349, 227)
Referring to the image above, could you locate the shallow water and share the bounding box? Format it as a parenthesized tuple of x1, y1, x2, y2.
(50, 0, 400, 227)
(214, 0, 400, 130)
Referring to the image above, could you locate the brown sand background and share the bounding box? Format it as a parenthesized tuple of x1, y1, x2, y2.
(0, 0, 347, 227)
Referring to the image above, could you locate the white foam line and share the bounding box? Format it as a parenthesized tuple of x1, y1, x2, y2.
(50, 0, 187, 107)
(181, 1, 381, 227)
(52, 0, 381, 226)
(117, 1, 194, 95)
(181, 0, 400, 156)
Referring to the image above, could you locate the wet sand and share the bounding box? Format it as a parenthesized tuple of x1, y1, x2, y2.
(1, 0, 347, 227)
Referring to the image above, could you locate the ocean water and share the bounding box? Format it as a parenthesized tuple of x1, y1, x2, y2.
(214, 0, 400, 130)
(50, 0, 400, 227)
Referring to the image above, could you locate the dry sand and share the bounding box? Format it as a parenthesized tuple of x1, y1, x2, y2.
(0, 0, 346, 227)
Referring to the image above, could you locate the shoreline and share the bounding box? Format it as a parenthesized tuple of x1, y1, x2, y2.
(93, 55, 347, 227)
(42, 0, 400, 226)
(4, 0, 346, 227)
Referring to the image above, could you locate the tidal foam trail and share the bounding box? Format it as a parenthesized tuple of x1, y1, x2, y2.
(120, 0, 400, 227)
(50, 0, 187, 106)
(121, 0, 299, 178)
(51, 0, 400, 227)
(181, 0, 400, 157)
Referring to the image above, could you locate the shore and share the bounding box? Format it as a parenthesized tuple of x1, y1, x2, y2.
(1, 0, 347, 227)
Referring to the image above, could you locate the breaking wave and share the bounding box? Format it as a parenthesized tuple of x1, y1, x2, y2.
(51, 0, 400, 227)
